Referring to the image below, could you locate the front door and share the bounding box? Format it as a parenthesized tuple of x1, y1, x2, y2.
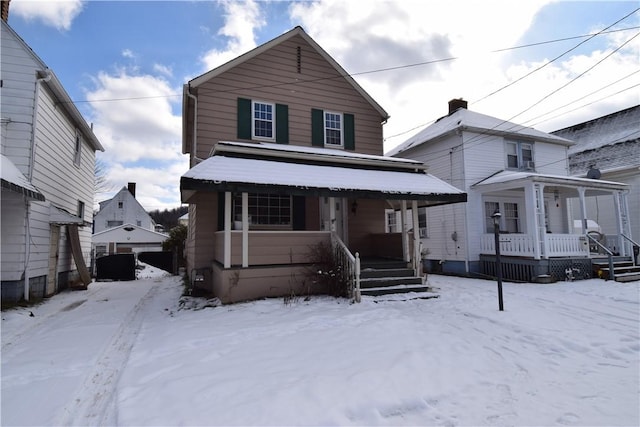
(320, 196, 346, 241)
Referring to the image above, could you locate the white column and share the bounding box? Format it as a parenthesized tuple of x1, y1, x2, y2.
(401, 200, 409, 263)
(224, 191, 232, 268)
(242, 192, 248, 267)
(411, 200, 420, 270)
(577, 188, 588, 234)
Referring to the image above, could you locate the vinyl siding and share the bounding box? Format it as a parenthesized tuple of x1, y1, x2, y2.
(191, 34, 385, 160)
(535, 142, 569, 175)
(94, 188, 154, 234)
(0, 193, 27, 280)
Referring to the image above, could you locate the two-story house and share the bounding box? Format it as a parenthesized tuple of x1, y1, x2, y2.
(92, 183, 166, 259)
(388, 99, 633, 282)
(180, 26, 466, 304)
(1, 17, 104, 302)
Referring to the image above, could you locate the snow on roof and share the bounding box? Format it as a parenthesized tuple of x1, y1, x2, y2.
(387, 108, 574, 156)
(215, 141, 424, 167)
(0, 154, 45, 201)
(551, 105, 640, 154)
(182, 155, 465, 200)
(472, 170, 629, 190)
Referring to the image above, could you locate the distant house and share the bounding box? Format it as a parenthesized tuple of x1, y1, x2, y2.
(180, 26, 466, 303)
(1, 17, 104, 302)
(178, 212, 188, 227)
(551, 105, 639, 247)
(388, 99, 634, 282)
(92, 224, 167, 259)
(93, 183, 155, 233)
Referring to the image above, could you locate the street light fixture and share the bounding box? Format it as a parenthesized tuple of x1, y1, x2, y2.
(492, 210, 504, 311)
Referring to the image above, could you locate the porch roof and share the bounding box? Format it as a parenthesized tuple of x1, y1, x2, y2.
(0, 154, 45, 201)
(181, 142, 466, 205)
(472, 170, 630, 192)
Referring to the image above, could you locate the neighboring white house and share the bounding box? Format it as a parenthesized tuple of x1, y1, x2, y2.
(1, 17, 104, 302)
(387, 99, 633, 282)
(92, 224, 168, 259)
(93, 183, 155, 234)
(551, 105, 639, 246)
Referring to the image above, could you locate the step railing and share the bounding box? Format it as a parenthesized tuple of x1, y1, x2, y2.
(331, 233, 361, 303)
(620, 233, 640, 266)
(587, 234, 615, 281)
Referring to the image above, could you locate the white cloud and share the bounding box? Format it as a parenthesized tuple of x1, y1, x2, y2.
(11, 0, 84, 31)
(122, 49, 135, 59)
(287, 0, 639, 152)
(200, 0, 266, 71)
(153, 63, 173, 78)
(86, 71, 187, 211)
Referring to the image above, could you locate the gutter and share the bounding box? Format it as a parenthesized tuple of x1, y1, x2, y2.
(185, 84, 204, 164)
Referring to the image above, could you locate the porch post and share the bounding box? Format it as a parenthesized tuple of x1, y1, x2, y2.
(224, 191, 232, 268)
(614, 190, 631, 257)
(525, 182, 542, 259)
(401, 200, 409, 263)
(577, 188, 588, 234)
(329, 197, 336, 232)
(412, 200, 420, 271)
(242, 192, 248, 267)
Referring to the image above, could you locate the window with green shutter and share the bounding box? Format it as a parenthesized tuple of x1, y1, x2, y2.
(311, 109, 355, 150)
(237, 98, 289, 144)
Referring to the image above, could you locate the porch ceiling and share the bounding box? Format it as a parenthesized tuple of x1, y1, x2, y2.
(181, 154, 466, 206)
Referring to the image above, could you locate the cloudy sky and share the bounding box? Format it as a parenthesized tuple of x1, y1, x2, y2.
(7, 0, 639, 211)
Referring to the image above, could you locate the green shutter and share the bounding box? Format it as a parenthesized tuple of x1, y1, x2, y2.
(344, 113, 355, 150)
(275, 104, 289, 144)
(237, 98, 252, 140)
(311, 108, 324, 146)
(292, 196, 306, 230)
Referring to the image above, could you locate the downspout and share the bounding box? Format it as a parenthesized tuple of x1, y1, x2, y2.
(23, 70, 51, 301)
(185, 85, 204, 164)
(29, 70, 51, 180)
(23, 197, 31, 301)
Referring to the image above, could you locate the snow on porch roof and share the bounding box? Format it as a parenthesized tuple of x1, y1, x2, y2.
(472, 170, 629, 191)
(181, 154, 466, 204)
(0, 154, 45, 201)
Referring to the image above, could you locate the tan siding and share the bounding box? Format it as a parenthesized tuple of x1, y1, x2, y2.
(191, 193, 218, 269)
(193, 34, 384, 157)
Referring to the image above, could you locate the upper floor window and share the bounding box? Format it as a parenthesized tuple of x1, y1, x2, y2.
(252, 101, 275, 140)
(324, 112, 343, 147)
(77, 200, 85, 220)
(118, 201, 123, 209)
(506, 141, 533, 170)
(73, 130, 82, 167)
(237, 98, 288, 144)
(312, 109, 355, 150)
(107, 220, 123, 228)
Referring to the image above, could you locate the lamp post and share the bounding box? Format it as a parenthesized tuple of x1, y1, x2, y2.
(492, 210, 504, 311)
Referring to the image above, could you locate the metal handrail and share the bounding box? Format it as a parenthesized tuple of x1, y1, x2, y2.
(331, 233, 361, 303)
(620, 233, 640, 266)
(587, 234, 615, 281)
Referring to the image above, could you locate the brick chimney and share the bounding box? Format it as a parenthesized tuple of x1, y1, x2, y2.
(1, 0, 10, 22)
(448, 98, 468, 115)
(127, 182, 136, 198)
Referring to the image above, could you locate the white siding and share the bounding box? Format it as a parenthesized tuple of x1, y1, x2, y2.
(93, 187, 154, 234)
(535, 142, 570, 175)
(0, 192, 27, 280)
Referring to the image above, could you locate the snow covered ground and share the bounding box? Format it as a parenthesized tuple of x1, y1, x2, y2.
(1, 264, 638, 426)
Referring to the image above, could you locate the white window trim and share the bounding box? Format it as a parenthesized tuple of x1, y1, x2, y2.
(506, 140, 534, 170)
(324, 111, 344, 148)
(251, 100, 276, 141)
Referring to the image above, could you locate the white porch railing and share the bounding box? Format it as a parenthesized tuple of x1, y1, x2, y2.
(331, 233, 361, 303)
(481, 233, 590, 258)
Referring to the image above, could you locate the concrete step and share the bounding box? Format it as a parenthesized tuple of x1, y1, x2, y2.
(360, 268, 416, 279)
(615, 272, 640, 283)
(360, 276, 423, 289)
(360, 284, 436, 297)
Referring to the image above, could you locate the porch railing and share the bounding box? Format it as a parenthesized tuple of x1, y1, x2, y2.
(481, 233, 589, 257)
(331, 233, 361, 303)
